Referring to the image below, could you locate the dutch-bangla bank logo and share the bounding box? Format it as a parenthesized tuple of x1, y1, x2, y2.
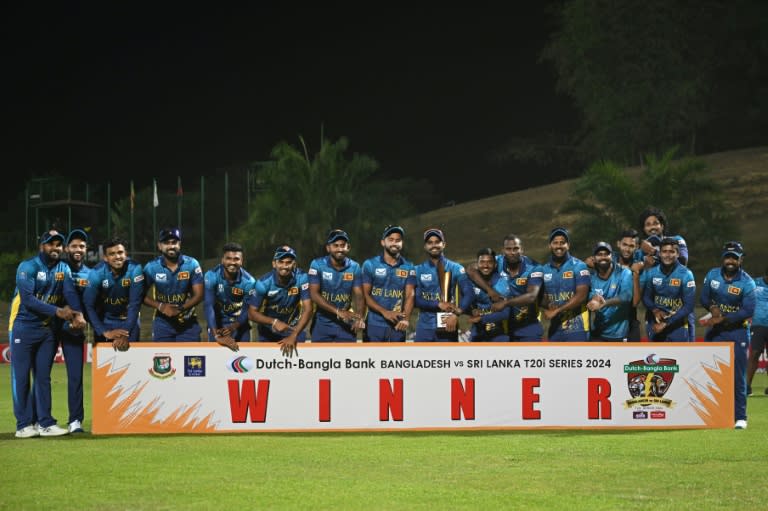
(226, 355, 255, 373)
(624, 353, 679, 411)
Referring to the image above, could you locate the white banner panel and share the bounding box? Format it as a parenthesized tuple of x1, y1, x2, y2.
(92, 343, 734, 434)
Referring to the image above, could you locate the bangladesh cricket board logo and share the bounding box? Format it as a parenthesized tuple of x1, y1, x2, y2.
(624, 353, 679, 409)
(148, 354, 176, 379)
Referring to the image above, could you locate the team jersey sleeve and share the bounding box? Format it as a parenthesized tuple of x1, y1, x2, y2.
(725, 278, 756, 323)
(125, 264, 145, 332)
(83, 269, 107, 336)
(699, 271, 712, 309)
(617, 269, 633, 303)
(190, 259, 204, 285)
(361, 260, 374, 285)
(203, 270, 218, 330)
(308, 260, 321, 286)
(298, 273, 311, 301)
(667, 270, 696, 326)
(16, 261, 59, 317)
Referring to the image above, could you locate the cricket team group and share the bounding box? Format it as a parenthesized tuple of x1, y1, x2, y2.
(9, 206, 768, 436)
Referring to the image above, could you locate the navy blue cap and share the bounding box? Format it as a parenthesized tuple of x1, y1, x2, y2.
(159, 227, 181, 242)
(593, 241, 613, 255)
(39, 230, 65, 245)
(326, 229, 350, 244)
(66, 228, 88, 245)
(722, 241, 744, 259)
(273, 245, 297, 260)
(645, 234, 662, 247)
(382, 225, 405, 239)
(549, 227, 570, 243)
(423, 228, 444, 241)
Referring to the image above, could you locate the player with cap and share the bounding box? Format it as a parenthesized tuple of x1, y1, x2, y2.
(10, 229, 85, 438)
(641, 237, 696, 341)
(414, 227, 474, 342)
(308, 229, 366, 341)
(699, 241, 756, 429)
(58, 228, 92, 433)
(361, 225, 417, 342)
(142, 227, 205, 341)
(587, 241, 634, 341)
(248, 245, 311, 356)
(83, 236, 144, 350)
(204, 242, 257, 351)
(538, 227, 591, 341)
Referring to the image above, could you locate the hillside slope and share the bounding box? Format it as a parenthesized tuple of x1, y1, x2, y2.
(400, 146, 768, 276)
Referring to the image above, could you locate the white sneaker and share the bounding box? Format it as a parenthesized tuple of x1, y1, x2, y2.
(68, 420, 84, 433)
(39, 424, 70, 437)
(15, 425, 40, 438)
(735, 419, 747, 430)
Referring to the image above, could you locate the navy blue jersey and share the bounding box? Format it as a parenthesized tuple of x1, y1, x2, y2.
(203, 265, 257, 333)
(414, 255, 473, 331)
(540, 255, 591, 336)
(590, 265, 633, 339)
(469, 272, 509, 341)
(500, 256, 542, 329)
(143, 254, 204, 328)
(308, 255, 362, 324)
(60, 260, 91, 335)
(83, 260, 144, 337)
(250, 269, 310, 336)
(361, 254, 416, 328)
(9, 254, 81, 329)
(642, 262, 696, 328)
(700, 267, 756, 332)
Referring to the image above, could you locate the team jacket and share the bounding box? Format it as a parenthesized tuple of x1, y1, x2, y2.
(203, 264, 257, 333)
(540, 254, 591, 335)
(83, 260, 144, 336)
(143, 254, 204, 328)
(361, 254, 417, 328)
(10, 253, 81, 329)
(699, 267, 756, 333)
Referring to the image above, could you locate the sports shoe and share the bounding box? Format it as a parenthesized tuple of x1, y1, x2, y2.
(734, 419, 747, 430)
(765, 387, 768, 395)
(747, 385, 753, 396)
(68, 420, 84, 433)
(39, 424, 70, 437)
(15, 425, 40, 439)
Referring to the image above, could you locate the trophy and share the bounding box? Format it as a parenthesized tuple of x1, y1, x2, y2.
(436, 266, 452, 329)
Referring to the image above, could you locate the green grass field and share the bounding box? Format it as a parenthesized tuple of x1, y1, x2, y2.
(2, 364, 766, 510)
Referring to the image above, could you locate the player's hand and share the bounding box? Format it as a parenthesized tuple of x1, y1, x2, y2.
(112, 336, 130, 352)
(279, 335, 298, 358)
(216, 334, 239, 352)
(56, 305, 76, 321)
(443, 313, 458, 332)
(70, 312, 87, 330)
(104, 329, 130, 340)
(394, 318, 409, 332)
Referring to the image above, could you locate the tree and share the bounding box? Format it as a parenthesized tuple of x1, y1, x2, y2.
(565, 148, 738, 272)
(542, 1, 737, 163)
(233, 136, 426, 268)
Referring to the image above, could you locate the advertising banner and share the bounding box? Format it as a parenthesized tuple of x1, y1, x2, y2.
(92, 342, 734, 434)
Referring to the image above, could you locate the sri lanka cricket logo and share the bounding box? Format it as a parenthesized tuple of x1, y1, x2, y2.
(149, 354, 176, 379)
(624, 353, 679, 408)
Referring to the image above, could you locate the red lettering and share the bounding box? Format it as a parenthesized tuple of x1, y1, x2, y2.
(379, 378, 403, 421)
(587, 378, 612, 419)
(227, 379, 270, 423)
(522, 377, 541, 420)
(319, 379, 331, 422)
(450, 378, 475, 420)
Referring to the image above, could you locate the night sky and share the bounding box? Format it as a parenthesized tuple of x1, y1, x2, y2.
(3, 5, 572, 205)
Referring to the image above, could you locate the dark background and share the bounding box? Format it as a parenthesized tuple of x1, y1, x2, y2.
(2, 5, 573, 206)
